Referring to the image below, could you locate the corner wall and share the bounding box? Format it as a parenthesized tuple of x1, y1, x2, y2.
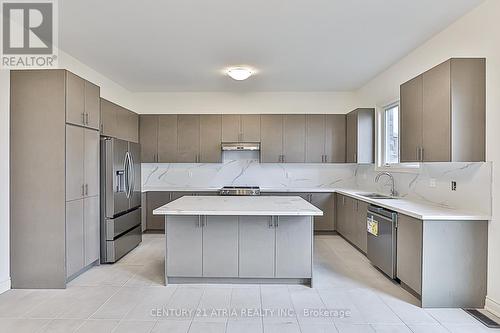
(354, 0, 500, 315)
(0, 68, 9, 293)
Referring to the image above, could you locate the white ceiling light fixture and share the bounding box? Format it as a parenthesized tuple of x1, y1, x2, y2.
(226, 67, 253, 81)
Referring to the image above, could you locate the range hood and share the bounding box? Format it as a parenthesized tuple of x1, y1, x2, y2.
(221, 142, 260, 151)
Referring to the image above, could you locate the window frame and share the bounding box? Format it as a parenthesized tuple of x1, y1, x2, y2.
(375, 100, 420, 173)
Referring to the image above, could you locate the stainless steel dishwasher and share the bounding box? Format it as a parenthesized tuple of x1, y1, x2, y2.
(366, 205, 398, 279)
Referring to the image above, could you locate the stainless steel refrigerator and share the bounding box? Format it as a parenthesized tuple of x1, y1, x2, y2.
(100, 137, 142, 263)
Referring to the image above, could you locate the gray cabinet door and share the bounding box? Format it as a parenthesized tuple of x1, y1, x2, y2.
(66, 72, 85, 127)
(84, 129, 100, 197)
(325, 115, 346, 163)
(239, 216, 275, 278)
(66, 199, 84, 278)
(139, 115, 158, 162)
(343, 196, 356, 243)
(283, 115, 306, 163)
(66, 125, 84, 202)
(310, 193, 334, 231)
(422, 60, 451, 162)
(177, 115, 200, 162)
(84, 80, 100, 130)
(241, 115, 261, 141)
(400, 75, 423, 163)
(305, 115, 325, 163)
(396, 214, 422, 295)
(146, 191, 171, 230)
(357, 200, 369, 253)
(100, 98, 117, 138)
(84, 196, 99, 266)
(222, 114, 240, 142)
(202, 216, 238, 277)
(260, 115, 283, 163)
(158, 115, 178, 163)
(199, 115, 222, 163)
(346, 111, 357, 163)
(275, 216, 312, 278)
(166, 216, 203, 277)
(335, 194, 345, 234)
(126, 110, 139, 143)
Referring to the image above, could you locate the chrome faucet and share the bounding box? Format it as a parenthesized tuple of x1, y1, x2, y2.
(375, 172, 397, 197)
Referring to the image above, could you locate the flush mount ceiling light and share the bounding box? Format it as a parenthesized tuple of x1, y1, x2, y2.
(225, 67, 253, 81)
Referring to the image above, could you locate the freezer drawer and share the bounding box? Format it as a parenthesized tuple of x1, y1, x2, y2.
(105, 208, 141, 240)
(104, 225, 142, 263)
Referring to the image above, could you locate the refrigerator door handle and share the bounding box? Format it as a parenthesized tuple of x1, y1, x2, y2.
(129, 152, 135, 198)
(124, 152, 130, 198)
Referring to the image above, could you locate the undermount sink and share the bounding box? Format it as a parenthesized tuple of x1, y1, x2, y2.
(356, 192, 397, 200)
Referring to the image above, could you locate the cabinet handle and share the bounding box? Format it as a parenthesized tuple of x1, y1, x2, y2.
(81, 184, 85, 196)
(85, 184, 88, 196)
(85, 113, 89, 125)
(420, 147, 424, 162)
(275, 217, 279, 228)
(81, 113, 85, 124)
(197, 216, 202, 228)
(268, 218, 273, 228)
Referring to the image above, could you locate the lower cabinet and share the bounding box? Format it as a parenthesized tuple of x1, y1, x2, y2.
(166, 216, 203, 277)
(335, 193, 368, 254)
(166, 215, 312, 279)
(310, 193, 335, 231)
(239, 216, 275, 278)
(146, 192, 171, 230)
(396, 214, 423, 295)
(203, 216, 239, 277)
(66, 196, 100, 278)
(275, 216, 313, 278)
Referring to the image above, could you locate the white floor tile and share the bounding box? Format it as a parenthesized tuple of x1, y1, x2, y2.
(226, 321, 263, 333)
(74, 319, 119, 333)
(112, 320, 157, 333)
(38, 319, 84, 332)
(187, 321, 226, 333)
(151, 320, 191, 333)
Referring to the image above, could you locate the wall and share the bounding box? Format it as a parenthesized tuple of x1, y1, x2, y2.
(354, 0, 500, 315)
(131, 91, 357, 114)
(0, 68, 9, 293)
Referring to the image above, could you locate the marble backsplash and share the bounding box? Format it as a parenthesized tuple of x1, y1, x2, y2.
(142, 154, 492, 214)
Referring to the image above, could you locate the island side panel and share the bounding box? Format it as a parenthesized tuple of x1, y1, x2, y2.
(166, 215, 203, 278)
(421, 219, 488, 308)
(275, 216, 313, 278)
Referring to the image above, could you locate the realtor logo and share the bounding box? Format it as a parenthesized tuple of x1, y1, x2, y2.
(1, 0, 58, 68)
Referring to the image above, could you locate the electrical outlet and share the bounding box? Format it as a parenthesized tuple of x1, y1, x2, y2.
(429, 178, 436, 188)
(188, 171, 193, 178)
(451, 181, 457, 191)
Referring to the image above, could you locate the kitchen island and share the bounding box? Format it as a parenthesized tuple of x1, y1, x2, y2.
(153, 196, 323, 286)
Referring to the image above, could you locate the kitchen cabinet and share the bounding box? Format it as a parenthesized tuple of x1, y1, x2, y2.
(139, 115, 158, 162)
(355, 200, 369, 253)
(146, 191, 171, 230)
(400, 58, 485, 162)
(84, 196, 100, 266)
(222, 114, 261, 142)
(335, 194, 367, 253)
(275, 216, 312, 278)
(238, 216, 275, 278)
(66, 200, 84, 278)
(202, 216, 239, 277)
(66, 72, 100, 130)
(306, 115, 346, 163)
(166, 216, 203, 277)
(283, 115, 306, 163)
(100, 98, 139, 143)
(310, 193, 335, 231)
(200, 114, 222, 163)
(158, 115, 178, 162)
(396, 214, 422, 295)
(177, 115, 200, 162)
(346, 108, 374, 163)
(84, 129, 100, 197)
(261, 114, 283, 163)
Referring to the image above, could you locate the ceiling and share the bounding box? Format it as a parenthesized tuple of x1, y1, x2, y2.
(60, 0, 484, 92)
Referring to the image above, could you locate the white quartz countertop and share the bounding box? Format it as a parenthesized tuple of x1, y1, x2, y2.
(142, 186, 338, 193)
(336, 189, 490, 221)
(153, 196, 324, 216)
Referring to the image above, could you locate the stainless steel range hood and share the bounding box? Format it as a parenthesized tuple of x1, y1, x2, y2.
(221, 142, 260, 151)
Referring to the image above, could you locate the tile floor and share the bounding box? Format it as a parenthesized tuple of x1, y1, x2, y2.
(0, 234, 494, 332)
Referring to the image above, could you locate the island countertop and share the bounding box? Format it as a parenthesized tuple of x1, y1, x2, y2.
(153, 195, 323, 216)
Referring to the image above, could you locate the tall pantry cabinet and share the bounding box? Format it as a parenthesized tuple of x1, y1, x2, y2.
(10, 70, 101, 288)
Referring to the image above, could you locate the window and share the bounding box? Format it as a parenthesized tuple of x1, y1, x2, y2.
(384, 103, 399, 165)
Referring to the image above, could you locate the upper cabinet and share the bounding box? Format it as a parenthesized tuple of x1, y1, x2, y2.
(222, 114, 261, 142)
(306, 114, 346, 163)
(261, 114, 284, 163)
(346, 108, 374, 163)
(400, 58, 485, 162)
(100, 98, 139, 143)
(66, 72, 100, 130)
(261, 114, 307, 163)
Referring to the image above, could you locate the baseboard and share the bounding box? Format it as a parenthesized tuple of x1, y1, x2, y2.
(485, 296, 500, 318)
(0, 278, 11, 294)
